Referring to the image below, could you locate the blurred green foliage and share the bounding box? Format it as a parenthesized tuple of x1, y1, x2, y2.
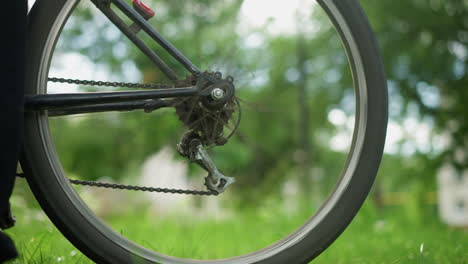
(360, 0, 468, 211)
(51, 0, 347, 202)
(362, 0, 468, 168)
(10, 0, 468, 261)
(45, 0, 468, 207)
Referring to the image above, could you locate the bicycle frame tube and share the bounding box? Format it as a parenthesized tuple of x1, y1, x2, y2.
(93, 0, 201, 78)
(95, 0, 179, 81)
(24, 0, 207, 114)
(47, 99, 170, 116)
(24, 86, 198, 111)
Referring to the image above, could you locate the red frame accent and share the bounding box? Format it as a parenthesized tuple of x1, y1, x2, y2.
(132, 0, 155, 18)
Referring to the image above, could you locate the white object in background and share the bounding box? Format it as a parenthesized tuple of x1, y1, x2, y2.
(139, 147, 191, 215)
(139, 146, 228, 219)
(437, 164, 468, 227)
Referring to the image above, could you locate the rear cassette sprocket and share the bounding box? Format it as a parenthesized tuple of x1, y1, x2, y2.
(172, 73, 240, 147)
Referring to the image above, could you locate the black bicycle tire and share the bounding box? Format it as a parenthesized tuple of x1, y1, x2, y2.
(21, 0, 388, 263)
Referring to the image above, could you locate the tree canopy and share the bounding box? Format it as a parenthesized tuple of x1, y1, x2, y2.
(47, 0, 467, 204)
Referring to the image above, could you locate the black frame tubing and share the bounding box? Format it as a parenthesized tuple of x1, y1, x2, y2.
(24, 86, 197, 111)
(24, 0, 205, 115)
(99, 0, 201, 77)
(47, 99, 170, 116)
(92, 0, 180, 82)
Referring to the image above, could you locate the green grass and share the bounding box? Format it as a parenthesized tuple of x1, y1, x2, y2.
(4, 199, 467, 264)
(315, 205, 468, 264)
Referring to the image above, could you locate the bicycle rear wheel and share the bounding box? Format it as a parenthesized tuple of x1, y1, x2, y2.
(22, 0, 387, 263)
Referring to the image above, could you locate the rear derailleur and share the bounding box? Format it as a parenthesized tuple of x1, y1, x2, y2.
(174, 72, 239, 194)
(177, 131, 235, 194)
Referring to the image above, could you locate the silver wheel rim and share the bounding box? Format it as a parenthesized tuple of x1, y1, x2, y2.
(33, 0, 369, 262)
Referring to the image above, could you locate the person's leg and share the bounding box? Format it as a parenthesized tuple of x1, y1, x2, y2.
(0, 0, 26, 230)
(0, 0, 27, 261)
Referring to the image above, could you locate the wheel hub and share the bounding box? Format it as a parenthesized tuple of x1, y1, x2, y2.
(172, 72, 240, 147)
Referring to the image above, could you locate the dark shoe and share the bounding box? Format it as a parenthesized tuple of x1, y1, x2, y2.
(0, 230, 18, 263)
(0, 206, 15, 230)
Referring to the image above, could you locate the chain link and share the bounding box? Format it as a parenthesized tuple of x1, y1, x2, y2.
(48, 77, 171, 89)
(50, 76, 221, 196)
(69, 179, 218, 196)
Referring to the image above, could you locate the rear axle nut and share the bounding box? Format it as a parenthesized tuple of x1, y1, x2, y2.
(211, 88, 225, 100)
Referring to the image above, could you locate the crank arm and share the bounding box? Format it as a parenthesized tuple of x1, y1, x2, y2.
(193, 142, 235, 193)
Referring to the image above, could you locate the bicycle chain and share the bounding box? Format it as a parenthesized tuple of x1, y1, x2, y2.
(48, 77, 171, 89)
(69, 179, 218, 196)
(49, 77, 219, 196)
